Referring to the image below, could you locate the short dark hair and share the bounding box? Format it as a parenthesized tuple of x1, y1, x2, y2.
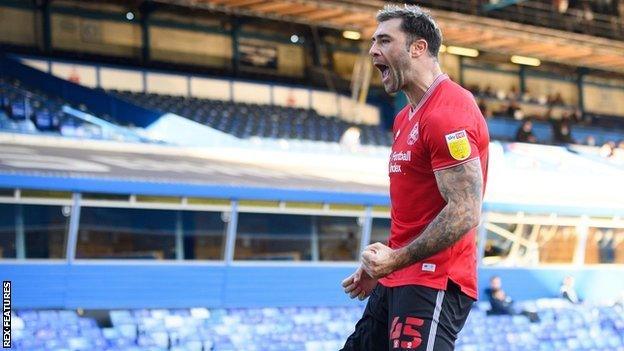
(376, 4, 442, 58)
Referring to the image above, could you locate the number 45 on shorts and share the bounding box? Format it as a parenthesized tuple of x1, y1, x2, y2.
(390, 316, 424, 349)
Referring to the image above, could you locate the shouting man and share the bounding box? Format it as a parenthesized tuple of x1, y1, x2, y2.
(341, 4, 489, 351)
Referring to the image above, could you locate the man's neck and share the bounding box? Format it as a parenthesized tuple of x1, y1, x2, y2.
(404, 65, 444, 109)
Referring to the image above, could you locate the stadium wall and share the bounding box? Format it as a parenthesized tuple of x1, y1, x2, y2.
(1, 263, 623, 309)
(0, 1, 36, 47)
(149, 26, 232, 69)
(583, 82, 624, 117)
(51, 12, 142, 58)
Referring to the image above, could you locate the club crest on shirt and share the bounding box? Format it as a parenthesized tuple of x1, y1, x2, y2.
(407, 123, 419, 145)
(445, 130, 471, 160)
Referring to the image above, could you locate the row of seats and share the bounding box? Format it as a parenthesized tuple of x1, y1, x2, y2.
(0, 77, 65, 133)
(112, 89, 623, 148)
(111, 90, 393, 146)
(0, 76, 120, 139)
(10, 299, 624, 350)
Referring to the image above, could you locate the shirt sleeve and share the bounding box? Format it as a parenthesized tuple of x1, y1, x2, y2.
(422, 108, 480, 172)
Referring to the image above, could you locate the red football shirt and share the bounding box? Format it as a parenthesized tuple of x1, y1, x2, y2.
(378, 74, 489, 300)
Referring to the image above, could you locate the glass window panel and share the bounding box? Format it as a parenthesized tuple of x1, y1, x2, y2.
(586, 227, 624, 264)
(0, 204, 16, 258)
(370, 218, 390, 244)
(23, 204, 69, 258)
(616, 230, 624, 264)
(537, 225, 577, 264)
(235, 213, 313, 261)
(483, 222, 516, 265)
(317, 216, 361, 261)
(0, 204, 69, 259)
(182, 211, 227, 260)
(77, 207, 177, 259)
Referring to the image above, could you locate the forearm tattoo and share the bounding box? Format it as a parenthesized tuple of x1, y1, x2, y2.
(395, 159, 483, 269)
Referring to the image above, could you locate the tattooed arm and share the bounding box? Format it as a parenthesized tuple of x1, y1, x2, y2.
(361, 158, 483, 279)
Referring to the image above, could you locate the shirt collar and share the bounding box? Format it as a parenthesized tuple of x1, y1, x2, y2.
(408, 73, 449, 120)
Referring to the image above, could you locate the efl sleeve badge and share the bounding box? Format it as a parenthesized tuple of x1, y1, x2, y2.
(445, 130, 471, 160)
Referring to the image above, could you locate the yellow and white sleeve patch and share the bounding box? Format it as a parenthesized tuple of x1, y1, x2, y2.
(445, 130, 471, 161)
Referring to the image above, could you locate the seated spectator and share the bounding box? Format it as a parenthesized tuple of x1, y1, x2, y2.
(515, 120, 537, 143)
(585, 135, 596, 146)
(583, 1, 594, 21)
(508, 86, 520, 100)
(485, 276, 514, 315)
(553, 0, 569, 13)
(552, 118, 575, 144)
(482, 85, 491, 97)
(599, 230, 616, 263)
(571, 107, 585, 124)
(521, 89, 532, 103)
(506, 100, 523, 120)
(485, 276, 541, 322)
(560, 276, 581, 304)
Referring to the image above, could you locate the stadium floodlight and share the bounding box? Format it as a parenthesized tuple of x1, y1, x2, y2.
(343, 30, 361, 40)
(446, 46, 479, 57)
(290, 35, 299, 43)
(511, 55, 541, 67)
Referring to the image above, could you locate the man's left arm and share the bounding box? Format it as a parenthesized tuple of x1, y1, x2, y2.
(361, 158, 483, 279)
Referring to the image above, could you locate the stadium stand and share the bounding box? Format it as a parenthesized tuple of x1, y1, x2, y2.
(110, 90, 393, 146)
(9, 301, 624, 351)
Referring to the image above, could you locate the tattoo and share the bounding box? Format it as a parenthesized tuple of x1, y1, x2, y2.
(395, 159, 483, 269)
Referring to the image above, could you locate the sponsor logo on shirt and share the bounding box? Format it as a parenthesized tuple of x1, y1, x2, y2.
(445, 130, 471, 161)
(407, 123, 419, 145)
(389, 163, 402, 173)
(390, 151, 411, 162)
(389, 151, 410, 174)
(422, 263, 436, 272)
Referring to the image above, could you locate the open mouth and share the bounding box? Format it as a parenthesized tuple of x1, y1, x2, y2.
(375, 63, 390, 81)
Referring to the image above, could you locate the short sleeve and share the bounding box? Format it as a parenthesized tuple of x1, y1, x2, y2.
(422, 109, 480, 171)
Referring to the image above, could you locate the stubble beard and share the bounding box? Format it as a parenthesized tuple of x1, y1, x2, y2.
(385, 55, 409, 95)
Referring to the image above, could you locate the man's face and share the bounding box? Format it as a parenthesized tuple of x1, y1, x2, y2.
(490, 277, 501, 289)
(369, 18, 412, 94)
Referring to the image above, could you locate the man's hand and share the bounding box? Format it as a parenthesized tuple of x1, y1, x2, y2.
(342, 266, 377, 300)
(361, 242, 397, 279)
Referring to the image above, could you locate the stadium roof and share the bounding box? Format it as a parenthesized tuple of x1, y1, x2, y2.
(157, 0, 624, 74)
